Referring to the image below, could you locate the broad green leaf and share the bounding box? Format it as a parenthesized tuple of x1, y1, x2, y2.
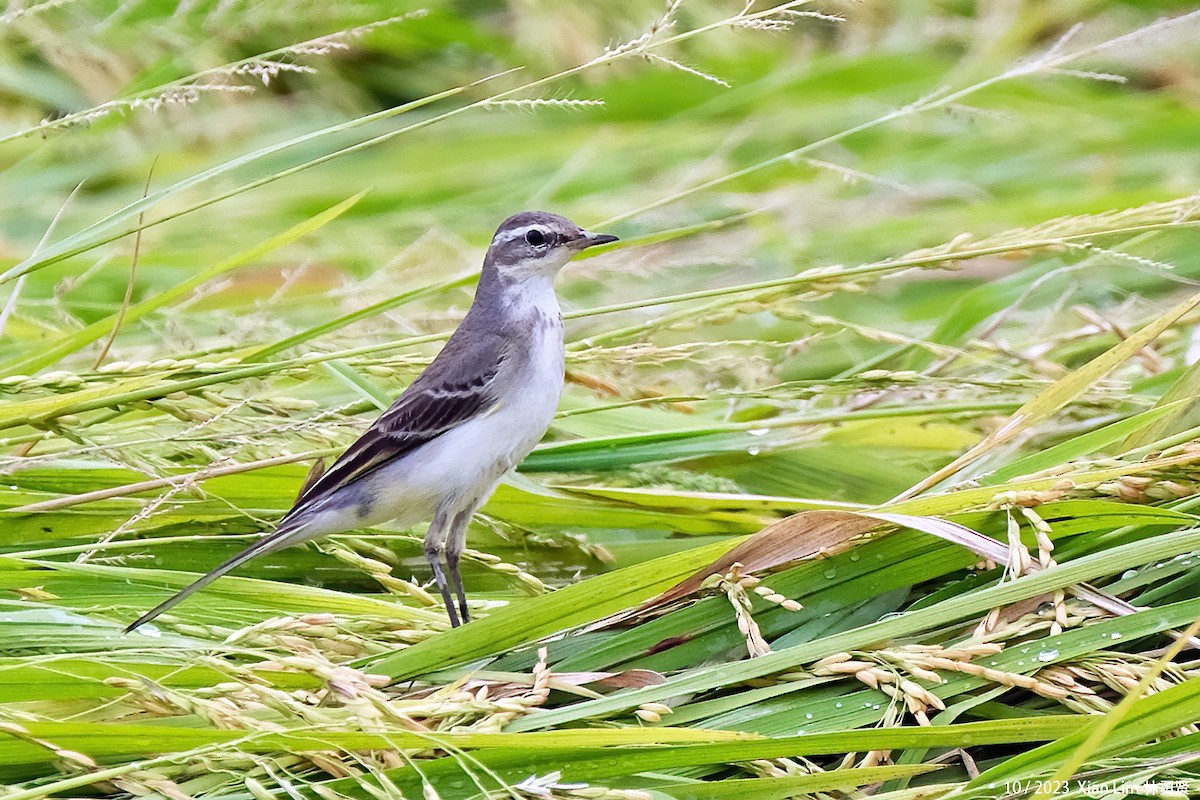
(646, 765, 944, 800)
(965, 674, 1200, 796)
(0, 657, 317, 702)
(367, 537, 740, 679)
(315, 717, 1085, 800)
(695, 598, 1200, 735)
(20, 558, 445, 625)
(0, 723, 756, 770)
(506, 526, 1200, 730)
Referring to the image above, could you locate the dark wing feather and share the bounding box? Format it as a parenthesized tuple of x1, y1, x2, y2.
(124, 346, 503, 634)
(123, 310, 511, 634)
(287, 343, 505, 519)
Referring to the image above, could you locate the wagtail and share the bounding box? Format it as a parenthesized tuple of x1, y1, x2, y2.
(126, 212, 618, 631)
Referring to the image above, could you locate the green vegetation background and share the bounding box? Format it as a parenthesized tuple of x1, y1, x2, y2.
(0, 1, 1199, 798)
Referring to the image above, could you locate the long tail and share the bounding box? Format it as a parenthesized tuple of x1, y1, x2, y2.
(124, 524, 308, 634)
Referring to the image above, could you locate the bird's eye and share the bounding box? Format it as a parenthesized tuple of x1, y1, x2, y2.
(525, 229, 548, 247)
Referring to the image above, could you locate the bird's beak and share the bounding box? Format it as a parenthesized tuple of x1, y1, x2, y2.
(569, 230, 619, 250)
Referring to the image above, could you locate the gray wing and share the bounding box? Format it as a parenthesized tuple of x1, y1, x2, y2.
(285, 334, 506, 520)
(124, 325, 508, 634)
(124, 361, 504, 634)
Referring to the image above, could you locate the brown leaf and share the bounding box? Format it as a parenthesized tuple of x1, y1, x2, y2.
(594, 668, 667, 689)
(620, 506, 1181, 642)
(547, 668, 666, 688)
(639, 509, 880, 613)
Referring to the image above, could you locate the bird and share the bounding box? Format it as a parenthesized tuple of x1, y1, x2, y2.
(125, 211, 618, 632)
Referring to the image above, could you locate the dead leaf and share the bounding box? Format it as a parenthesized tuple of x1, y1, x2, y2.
(639, 509, 880, 614)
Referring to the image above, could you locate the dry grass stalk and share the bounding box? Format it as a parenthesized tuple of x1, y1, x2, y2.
(464, 547, 549, 595)
(1037, 657, 1200, 727)
(745, 756, 823, 778)
(633, 701, 674, 724)
(96, 640, 578, 779)
(702, 562, 802, 658)
(321, 540, 438, 606)
(0, 720, 99, 773)
(471, 647, 554, 732)
(800, 641, 1139, 724)
(975, 501, 1071, 638)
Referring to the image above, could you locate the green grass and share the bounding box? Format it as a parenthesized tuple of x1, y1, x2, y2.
(1, 1, 1199, 798)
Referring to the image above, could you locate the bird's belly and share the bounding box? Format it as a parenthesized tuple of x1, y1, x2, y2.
(354, 358, 562, 525)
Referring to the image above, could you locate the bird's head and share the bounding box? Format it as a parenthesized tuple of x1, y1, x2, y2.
(484, 211, 618, 282)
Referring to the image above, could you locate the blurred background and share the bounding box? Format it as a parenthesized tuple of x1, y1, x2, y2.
(2, 3, 1200, 794)
(0, 0, 1198, 597)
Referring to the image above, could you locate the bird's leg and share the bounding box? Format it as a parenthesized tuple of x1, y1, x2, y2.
(424, 508, 460, 628)
(445, 509, 473, 624)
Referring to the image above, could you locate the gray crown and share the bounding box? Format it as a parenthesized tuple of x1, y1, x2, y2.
(485, 211, 617, 267)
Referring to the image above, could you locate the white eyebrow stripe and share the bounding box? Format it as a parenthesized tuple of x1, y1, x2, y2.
(492, 225, 545, 244)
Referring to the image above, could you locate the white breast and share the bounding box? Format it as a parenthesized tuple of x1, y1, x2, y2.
(347, 282, 565, 528)
(491, 310, 566, 465)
